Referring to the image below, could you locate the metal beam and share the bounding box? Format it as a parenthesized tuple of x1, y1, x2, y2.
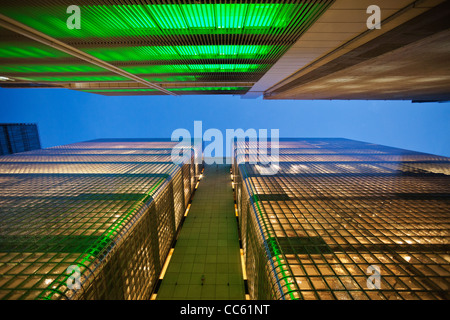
(0, 13, 176, 96)
(64, 81, 255, 90)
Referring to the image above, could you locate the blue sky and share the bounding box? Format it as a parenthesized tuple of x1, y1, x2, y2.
(1, 87, 449, 157)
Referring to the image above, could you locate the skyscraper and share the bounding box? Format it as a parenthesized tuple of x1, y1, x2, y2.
(1, 137, 448, 300)
(233, 138, 450, 300)
(0, 139, 200, 299)
(0, 0, 448, 101)
(0, 123, 41, 155)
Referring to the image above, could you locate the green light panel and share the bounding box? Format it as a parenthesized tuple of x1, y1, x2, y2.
(0, 64, 105, 73)
(15, 75, 129, 82)
(4, 64, 266, 77)
(1, 3, 305, 39)
(122, 64, 266, 74)
(84, 45, 275, 62)
(145, 75, 197, 82)
(149, 3, 296, 29)
(0, 43, 71, 59)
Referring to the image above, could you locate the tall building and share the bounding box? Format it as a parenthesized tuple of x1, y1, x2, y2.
(233, 138, 450, 300)
(0, 0, 448, 101)
(0, 139, 200, 299)
(1, 137, 448, 300)
(0, 123, 41, 156)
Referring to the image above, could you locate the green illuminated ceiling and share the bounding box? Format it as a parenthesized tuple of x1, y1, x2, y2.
(122, 64, 266, 74)
(16, 75, 129, 82)
(0, 1, 332, 93)
(1, 63, 266, 75)
(144, 75, 197, 82)
(84, 45, 278, 62)
(1, 3, 308, 38)
(0, 43, 71, 58)
(0, 64, 105, 73)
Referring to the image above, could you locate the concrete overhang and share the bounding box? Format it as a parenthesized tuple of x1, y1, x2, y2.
(242, 0, 447, 100)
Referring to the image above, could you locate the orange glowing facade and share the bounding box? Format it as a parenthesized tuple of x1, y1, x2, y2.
(233, 138, 450, 299)
(0, 139, 200, 299)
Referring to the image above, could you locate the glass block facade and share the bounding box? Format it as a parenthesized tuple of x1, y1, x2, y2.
(0, 123, 41, 156)
(233, 138, 450, 300)
(0, 0, 334, 95)
(0, 139, 201, 299)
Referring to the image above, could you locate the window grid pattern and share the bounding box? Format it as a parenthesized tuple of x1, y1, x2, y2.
(233, 138, 450, 300)
(0, 124, 41, 156)
(0, 155, 176, 163)
(0, 140, 199, 300)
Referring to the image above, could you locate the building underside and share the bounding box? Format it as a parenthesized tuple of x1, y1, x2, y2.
(0, 0, 448, 100)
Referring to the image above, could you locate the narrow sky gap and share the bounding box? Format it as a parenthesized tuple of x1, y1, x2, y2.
(1, 88, 449, 157)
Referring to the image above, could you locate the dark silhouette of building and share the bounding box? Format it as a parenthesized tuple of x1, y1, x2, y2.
(0, 123, 41, 155)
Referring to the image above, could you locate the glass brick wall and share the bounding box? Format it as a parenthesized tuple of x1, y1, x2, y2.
(233, 138, 450, 300)
(0, 139, 200, 299)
